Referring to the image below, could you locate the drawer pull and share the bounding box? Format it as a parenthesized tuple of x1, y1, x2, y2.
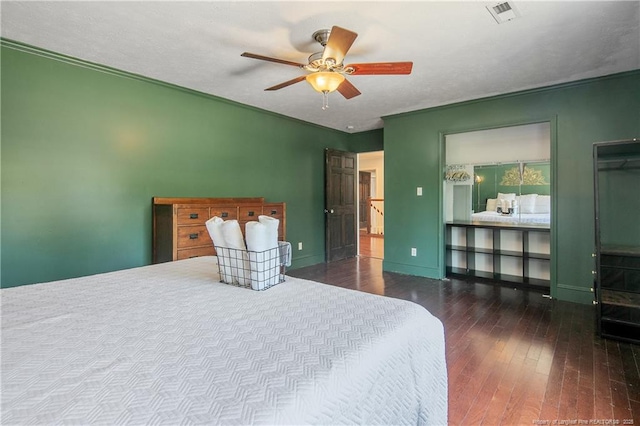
(189, 213, 199, 219)
(248, 211, 255, 217)
(189, 233, 199, 240)
(271, 210, 277, 215)
(221, 212, 228, 218)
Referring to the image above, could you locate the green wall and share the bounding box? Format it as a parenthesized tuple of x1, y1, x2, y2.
(383, 71, 640, 304)
(3, 39, 637, 305)
(0, 41, 382, 288)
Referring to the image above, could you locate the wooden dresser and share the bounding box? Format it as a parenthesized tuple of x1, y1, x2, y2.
(152, 197, 286, 263)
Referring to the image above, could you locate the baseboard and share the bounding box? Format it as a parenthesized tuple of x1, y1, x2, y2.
(382, 260, 443, 280)
(289, 254, 325, 270)
(556, 283, 595, 305)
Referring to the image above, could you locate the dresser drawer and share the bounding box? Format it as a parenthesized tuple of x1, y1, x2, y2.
(177, 226, 212, 248)
(210, 206, 238, 220)
(239, 206, 263, 221)
(177, 208, 209, 225)
(263, 203, 284, 219)
(177, 245, 215, 260)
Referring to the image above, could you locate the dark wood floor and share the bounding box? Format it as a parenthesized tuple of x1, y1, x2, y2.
(288, 256, 640, 425)
(359, 230, 384, 259)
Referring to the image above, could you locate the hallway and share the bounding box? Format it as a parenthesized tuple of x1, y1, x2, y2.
(359, 229, 384, 259)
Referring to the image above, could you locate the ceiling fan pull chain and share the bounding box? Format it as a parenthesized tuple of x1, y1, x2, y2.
(322, 91, 329, 110)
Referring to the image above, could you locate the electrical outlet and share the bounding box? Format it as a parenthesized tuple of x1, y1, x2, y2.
(417, 187, 423, 196)
(411, 247, 417, 256)
(298, 242, 303, 250)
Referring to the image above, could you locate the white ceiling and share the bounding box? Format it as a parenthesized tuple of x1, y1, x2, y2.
(1, 1, 639, 133)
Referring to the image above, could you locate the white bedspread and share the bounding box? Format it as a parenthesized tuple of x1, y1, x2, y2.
(1, 257, 447, 425)
(472, 210, 550, 224)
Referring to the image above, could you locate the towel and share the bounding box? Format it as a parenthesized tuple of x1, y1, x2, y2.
(278, 241, 292, 267)
(258, 215, 280, 287)
(258, 215, 279, 247)
(221, 220, 250, 285)
(246, 221, 280, 290)
(205, 217, 233, 283)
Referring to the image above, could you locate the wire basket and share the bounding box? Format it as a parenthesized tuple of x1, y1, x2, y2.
(214, 242, 290, 291)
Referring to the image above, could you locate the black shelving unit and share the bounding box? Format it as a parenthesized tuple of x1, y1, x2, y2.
(594, 139, 640, 344)
(446, 221, 550, 289)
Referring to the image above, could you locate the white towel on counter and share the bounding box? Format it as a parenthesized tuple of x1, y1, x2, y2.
(246, 221, 279, 290)
(220, 220, 250, 286)
(205, 217, 233, 284)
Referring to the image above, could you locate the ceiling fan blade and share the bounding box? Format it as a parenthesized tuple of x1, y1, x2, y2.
(265, 75, 307, 91)
(346, 62, 413, 75)
(241, 52, 306, 68)
(337, 78, 361, 100)
(322, 26, 358, 66)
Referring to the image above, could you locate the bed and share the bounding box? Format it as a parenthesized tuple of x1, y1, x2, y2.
(472, 193, 551, 225)
(471, 210, 550, 224)
(1, 256, 447, 425)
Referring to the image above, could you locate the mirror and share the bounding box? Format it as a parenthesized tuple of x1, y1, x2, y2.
(471, 161, 551, 224)
(445, 123, 551, 226)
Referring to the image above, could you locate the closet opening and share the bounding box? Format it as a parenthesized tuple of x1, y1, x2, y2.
(444, 122, 552, 291)
(358, 151, 384, 259)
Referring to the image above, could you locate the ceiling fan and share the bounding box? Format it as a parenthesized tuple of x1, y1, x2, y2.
(241, 26, 413, 109)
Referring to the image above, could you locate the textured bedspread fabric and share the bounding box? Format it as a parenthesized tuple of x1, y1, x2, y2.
(1, 257, 447, 425)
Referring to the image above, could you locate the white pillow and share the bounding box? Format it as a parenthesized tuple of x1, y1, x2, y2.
(517, 194, 538, 214)
(497, 192, 516, 202)
(534, 195, 551, 213)
(486, 198, 498, 212)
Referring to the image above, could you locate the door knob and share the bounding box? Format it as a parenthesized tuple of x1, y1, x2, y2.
(324, 209, 334, 214)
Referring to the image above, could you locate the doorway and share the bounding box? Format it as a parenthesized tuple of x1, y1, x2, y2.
(358, 151, 384, 259)
(359, 171, 371, 230)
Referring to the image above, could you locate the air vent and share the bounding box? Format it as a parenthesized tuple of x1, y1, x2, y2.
(487, 1, 521, 23)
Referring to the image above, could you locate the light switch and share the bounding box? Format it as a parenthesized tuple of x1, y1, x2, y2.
(417, 187, 423, 196)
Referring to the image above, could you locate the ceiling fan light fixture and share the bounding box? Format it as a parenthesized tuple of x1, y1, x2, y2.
(305, 72, 345, 93)
(241, 25, 412, 109)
